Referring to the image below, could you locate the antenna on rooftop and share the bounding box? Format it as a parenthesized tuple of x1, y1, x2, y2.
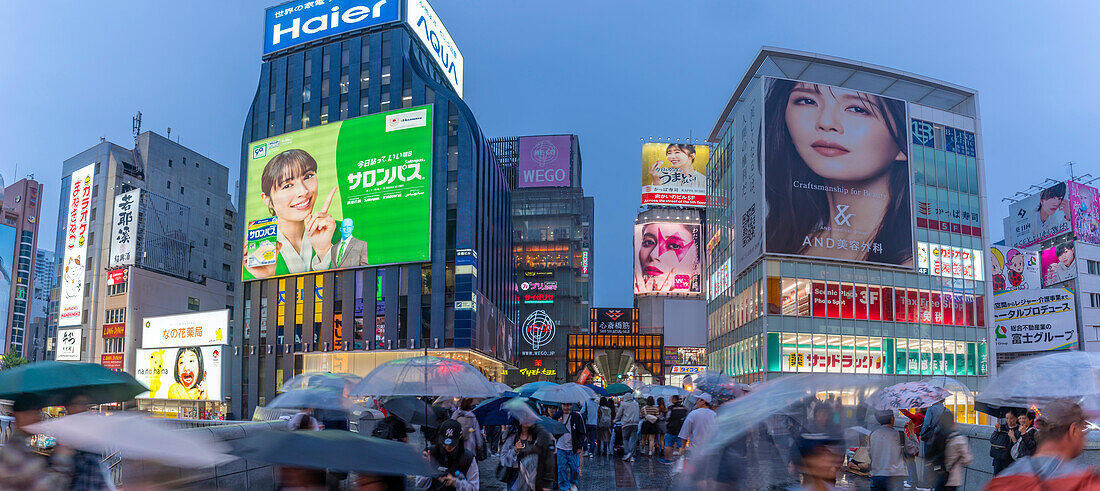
(132, 111, 142, 139)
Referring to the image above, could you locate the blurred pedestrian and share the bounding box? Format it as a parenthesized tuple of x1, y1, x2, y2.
(1013, 409, 1038, 460)
(655, 397, 668, 457)
(986, 399, 1100, 489)
(417, 419, 479, 491)
(791, 433, 844, 491)
(553, 403, 585, 491)
(659, 395, 688, 465)
(373, 414, 411, 443)
(0, 394, 73, 490)
(640, 396, 659, 456)
(580, 396, 598, 458)
(678, 392, 716, 457)
(868, 410, 907, 491)
(288, 406, 322, 431)
(596, 398, 613, 456)
(64, 394, 116, 491)
(510, 412, 556, 491)
(901, 409, 923, 487)
(939, 413, 972, 491)
(452, 398, 483, 458)
(616, 393, 640, 462)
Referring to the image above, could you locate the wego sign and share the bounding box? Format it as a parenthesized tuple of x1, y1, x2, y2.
(520, 310, 556, 356)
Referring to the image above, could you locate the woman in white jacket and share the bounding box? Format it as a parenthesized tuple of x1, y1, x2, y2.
(941, 415, 974, 490)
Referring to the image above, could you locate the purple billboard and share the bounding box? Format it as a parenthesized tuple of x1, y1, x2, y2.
(518, 135, 571, 188)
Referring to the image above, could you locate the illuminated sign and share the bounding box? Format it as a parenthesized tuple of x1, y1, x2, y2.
(523, 270, 553, 278)
(103, 323, 125, 339)
(670, 365, 706, 374)
(520, 310, 556, 357)
(590, 308, 639, 335)
(917, 242, 983, 280)
(523, 293, 555, 304)
(60, 164, 94, 327)
(520, 281, 557, 291)
(581, 250, 589, 275)
(263, 0, 400, 56)
(101, 354, 124, 370)
(106, 269, 127, 286)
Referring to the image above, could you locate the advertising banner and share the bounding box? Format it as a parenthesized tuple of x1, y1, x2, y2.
(1069, 181, 1100, 244)
(1008, 182, 1071, 248)
(663, 346, 706, 366)
(916, 242, 983, 281)
(135, 345, 225, 400)
(763, 77, 913, 268)
(990, 245, 1040, 294)
(641, 142, 708, 207)
(519, 309, 556, 357)
(244, 105, 433, 281)
(60, 164, 94, 326)
(106, 269, 127, 286)
(406, 0, 464, 97)
(0, 225, 15, 343)
(781, 346, 887, 374)
(142, 310, 229, 349)
(1040, 241, 1077, 287)
(993, 287, 1077, 353)
(517, 135, 571, 188)
(590, 308, 638, 335)
(708, 257, 731, 301)
(263, 0, 400, 56)
(733, 82, 764, 274)
(109, 189, 140, 267)
(101, 354, 124, 370)
(56, 328, 82, 361)
(103, 323, 125, 339)
(633, 222, 701, 295)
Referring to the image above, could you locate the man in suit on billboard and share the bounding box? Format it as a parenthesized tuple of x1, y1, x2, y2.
(331, 218, 369, 268)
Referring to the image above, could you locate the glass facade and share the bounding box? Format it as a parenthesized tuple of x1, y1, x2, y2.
(706, 51, 991, 409)
(237, 22, 515, 417)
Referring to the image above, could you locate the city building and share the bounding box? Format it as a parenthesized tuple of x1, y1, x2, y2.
(51, 131, 238, 410)
(26, 248, 55, 360)
(706, 47, 990, 421)
(236, 0, 515, 418)
(1, 178, 44, 359)
(489, 135, 594, 384)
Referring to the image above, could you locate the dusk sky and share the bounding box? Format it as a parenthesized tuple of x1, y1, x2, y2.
(2, 1, 1097, 307)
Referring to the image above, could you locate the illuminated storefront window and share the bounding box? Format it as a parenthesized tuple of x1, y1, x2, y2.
(766, 276, 984, 327)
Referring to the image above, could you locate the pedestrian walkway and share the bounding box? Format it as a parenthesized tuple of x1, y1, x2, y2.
(473, 451, 676, 490)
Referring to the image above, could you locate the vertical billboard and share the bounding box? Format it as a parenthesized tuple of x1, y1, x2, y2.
(243, 105, 433, 281)
(733, 82, 764, 274)
(989, 245, 1040, 294)
(60, 164, 94, 326)
(633, 222, 701, 294)
(519, 309, 556, 357)
(406, 0, 464, 98)
(0, 225, 15, 343)
(263, 0, 401, 56)
(109, 189, 140, 267)
(993, 287, 1077, 353)
(641, 142, 708, 207)
(517, 135, 571, 188)
(56, 327, 82, 361)
(763, 77, 913, 268)
(1069, 181, 1100, 244)
(1040, 241, 1077, 287)
(1007, 182, 1070, 248)
(135, 345, 224, 400)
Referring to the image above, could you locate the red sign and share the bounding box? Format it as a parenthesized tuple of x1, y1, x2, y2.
(102, 323, 125, 339)
(106, 269, 127, 286)
(805, 281, 983, 327)
(641, 192, 706, 206)
(101, 354, 123, 370)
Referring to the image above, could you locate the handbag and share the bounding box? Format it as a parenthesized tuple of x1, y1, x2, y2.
(645, 414, 658, 424)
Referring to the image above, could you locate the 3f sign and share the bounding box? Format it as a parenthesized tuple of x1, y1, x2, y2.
(271, 1, 389, 46)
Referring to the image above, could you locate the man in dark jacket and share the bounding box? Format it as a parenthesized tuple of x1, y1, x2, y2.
(660, 395, 689, 464)
(553, 402, 587, 491)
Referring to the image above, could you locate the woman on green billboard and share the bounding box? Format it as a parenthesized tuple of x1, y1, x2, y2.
(245, 149, 338, 279)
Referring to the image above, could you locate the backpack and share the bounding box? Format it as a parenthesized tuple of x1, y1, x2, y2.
(598, 406, 612, 428)
(667, 405, 689, 436)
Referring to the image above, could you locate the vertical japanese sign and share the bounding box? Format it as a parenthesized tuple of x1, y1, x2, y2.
(56, 327, 82, 361)
(59, 164, 94, 326)
(734, 82, 764, 274)
(993, 287, 1077, 353)
(109, 189, 140, 267)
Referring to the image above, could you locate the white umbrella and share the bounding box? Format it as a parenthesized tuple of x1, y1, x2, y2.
(26, 412, 234, 468)
(279, 372, 360, 393)
(349, 355, 498, 398)
(531, 382, 592, 405)
(978, 351, 1100, 414)
(492, 381, 513, 395)
(638, 385, 689, 399)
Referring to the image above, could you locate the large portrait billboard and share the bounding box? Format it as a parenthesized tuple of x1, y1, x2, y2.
(989, 245, 1040, 294)
(243, 105, 433, 281)
(517, 135, 571, 188)
(641, 142, 708, 207)
(1069, 181, 1100, 244)
(135, 345, 225, 400)
(1007, 182, 1071, 248)
(1040, 241, 1077, 287)
(763, 77, 913, 267)
(634, 222, 701, 295)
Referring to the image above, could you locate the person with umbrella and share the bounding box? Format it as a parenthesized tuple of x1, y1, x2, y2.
(986, 399, 1100, 489)
(451, 398, 484, 458)
(552, 402, 586, 491)
(62, 394, 115, 491)
(790, 433, 845, 491)
(867, 410, 908, 491)
(990, 408, 1021, 475)
(503, 400, 557, 491)
(677, 392, 716, 458)
(416, 420, 479, 491)
(0, 394, 73, 490)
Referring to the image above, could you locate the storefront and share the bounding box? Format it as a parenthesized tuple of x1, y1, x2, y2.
(567, 333, 663, 385)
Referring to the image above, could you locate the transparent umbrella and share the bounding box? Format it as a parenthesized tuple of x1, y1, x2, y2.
(279, 372, 360, 393)
(491, 382, 512, 395)
(266, 387, 351, 412)
(531, 383, 592, 405)
(977, 351, 1100, 415)
(638, 385, 689, 399)
(350, 355, 498, 399)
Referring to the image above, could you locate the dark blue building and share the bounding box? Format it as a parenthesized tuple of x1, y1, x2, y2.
(235, 0, 515, 418)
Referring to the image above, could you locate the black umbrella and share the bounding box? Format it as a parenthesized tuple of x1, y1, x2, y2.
(0, 361, 147, 407)
(975, 401, 1027, 419)
(538, 416, 567, 437)
(230, 429, 437, 477)
(384, 397, 448, 428)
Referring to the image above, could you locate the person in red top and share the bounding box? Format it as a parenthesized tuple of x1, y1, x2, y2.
(985, 399, 1100, 490)
(901, 409, 924, 488)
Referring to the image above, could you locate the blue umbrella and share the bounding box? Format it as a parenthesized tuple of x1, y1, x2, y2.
(584, 384, 608, 396)
(515, 381, 558, 398)
(473, 395, 537, 426)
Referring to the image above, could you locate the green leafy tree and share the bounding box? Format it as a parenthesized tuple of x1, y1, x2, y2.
(0, 355, 29, 371)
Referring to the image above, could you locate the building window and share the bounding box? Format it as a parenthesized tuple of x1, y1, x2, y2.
(224, 222, 233, 231)
(105, 307, 126, 324)
(340, 73, 349, 94)
(168, 159, 173, 167)
(206, 197, 211, 205)
(188, 297, 200, 311)
(402, 88, 412, 108)
(380, 92, 390, 111)
(167, 181, 171, 189)
(1091, 293, 1100, 308)
(205, 217, 209, 226)
(107, 281, 127, 296)
(224, 242, 232, 251)
(180, 186, 184, 195)
(320, 105, 329, 124)
(1088, 260, 1100, 275)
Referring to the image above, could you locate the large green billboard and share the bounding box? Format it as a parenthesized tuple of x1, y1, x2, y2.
(243, 105, 433, 281)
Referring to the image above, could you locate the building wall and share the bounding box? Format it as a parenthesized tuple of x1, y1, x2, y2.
(2, 179, 44, 358)
(1073, 242, 1100, 351)
(236, 22, 514, 417)
(706, 49, 991, 393)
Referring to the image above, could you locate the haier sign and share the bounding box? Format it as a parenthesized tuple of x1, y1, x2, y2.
(264, 0, 399, 55)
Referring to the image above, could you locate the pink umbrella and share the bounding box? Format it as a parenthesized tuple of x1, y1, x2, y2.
(871, 381, 951, 410)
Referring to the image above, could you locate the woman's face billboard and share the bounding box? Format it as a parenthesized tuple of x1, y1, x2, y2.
(634, 222, 701, 294)
(763, 77, 913, 267)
